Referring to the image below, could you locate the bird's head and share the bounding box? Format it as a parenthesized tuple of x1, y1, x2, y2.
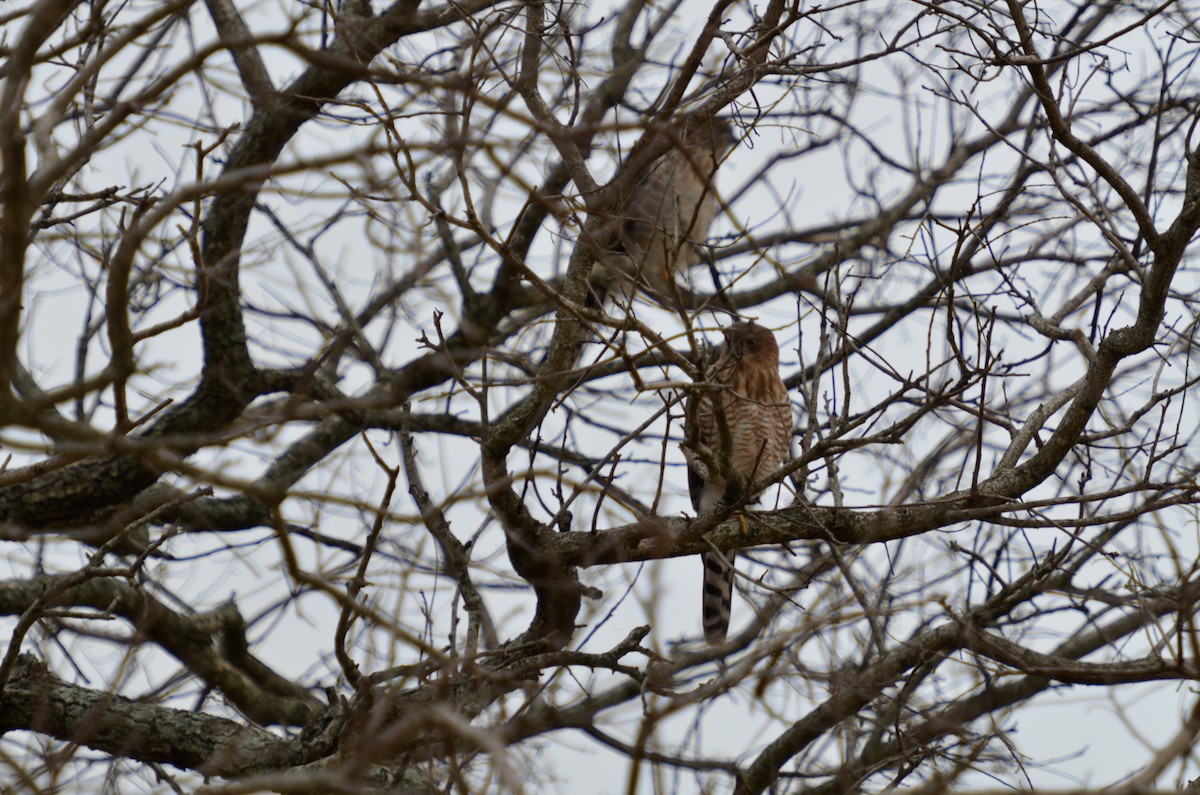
(721, 321, 780, 363)
(680, 117, 739, 160)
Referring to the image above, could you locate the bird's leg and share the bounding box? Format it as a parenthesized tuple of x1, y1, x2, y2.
(722, 471, 753, 536)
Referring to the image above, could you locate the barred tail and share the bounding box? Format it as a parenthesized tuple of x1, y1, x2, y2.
(701, 550, 736, 645)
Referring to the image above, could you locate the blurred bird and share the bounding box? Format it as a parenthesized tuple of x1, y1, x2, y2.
(684, 320, 793, 645)
(595, 118, 738, 307)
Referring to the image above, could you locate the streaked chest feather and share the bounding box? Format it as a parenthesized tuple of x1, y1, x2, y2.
(696, 362, 792, 481)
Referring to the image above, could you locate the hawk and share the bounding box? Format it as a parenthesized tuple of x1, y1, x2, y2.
(597, 118, 737, 304)
(685, 321, 793, 645)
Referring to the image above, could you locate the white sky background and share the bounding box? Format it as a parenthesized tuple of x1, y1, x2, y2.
(4, 0, 1200, 792)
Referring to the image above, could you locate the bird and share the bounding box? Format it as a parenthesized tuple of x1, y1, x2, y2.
(595, 118, 738, 307)
(683, 320, 793, 645)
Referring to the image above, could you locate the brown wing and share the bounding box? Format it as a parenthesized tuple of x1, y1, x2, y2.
(686, 343, 735, 512)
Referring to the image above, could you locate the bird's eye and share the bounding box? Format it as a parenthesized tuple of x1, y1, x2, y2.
(745, 338, 757, 349)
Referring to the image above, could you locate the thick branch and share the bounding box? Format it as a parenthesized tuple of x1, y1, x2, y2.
(0, 575, 322, 725)
(0, 653, 297, 778)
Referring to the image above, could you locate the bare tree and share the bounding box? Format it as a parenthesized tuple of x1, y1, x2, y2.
(4, 0, 1200, 792)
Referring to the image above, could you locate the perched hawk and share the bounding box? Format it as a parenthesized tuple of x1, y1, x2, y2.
(597, 118, 737, 304)
(685, 321, 793, 645)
